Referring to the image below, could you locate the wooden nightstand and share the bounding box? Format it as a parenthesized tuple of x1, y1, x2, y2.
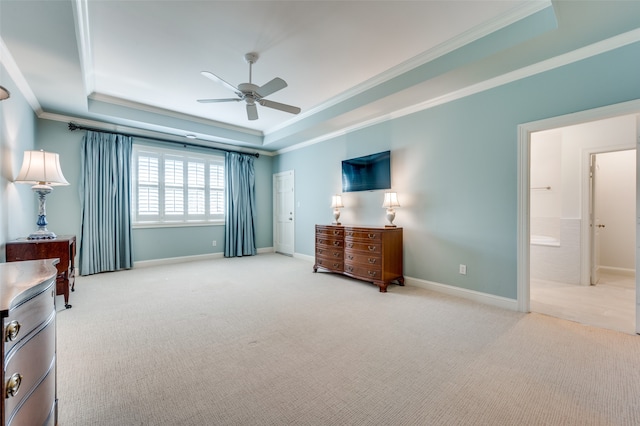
(6, 235, 76, 309)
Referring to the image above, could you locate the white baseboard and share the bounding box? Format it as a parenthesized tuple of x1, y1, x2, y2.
(294, 252, 517, 311)
(405, 276, 518, 311)
(294, 253, 315, 263)
(134, 252, 224, 268)
(600, 266, 636, 277)
(134, 246, 275, 268)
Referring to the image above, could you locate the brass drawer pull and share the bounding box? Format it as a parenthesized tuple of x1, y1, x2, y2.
(347, 255, 353, 260)
(346, 266, 353, 272)
(368, 271, 377, 277)
(368, 245, 376, 251)
(368, 258, 377, 264)
(347, 243, 353, 248)
(333, 241, 340, 246)
(368, 233, 376, 239)
(333, 252, 340, 257)
(333, 263, 340, 268)
(318, 249, 324, 254)
(333, 230, 341, 235)
(5, 320, 21, 342)
(6, 373, 22, 398)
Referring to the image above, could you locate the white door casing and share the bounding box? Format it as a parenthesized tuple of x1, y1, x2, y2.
(636, 116, 640, 334)
(516, 100, 640, 336)
(590, 153, 602, 285)
(273, 170, 295, 255)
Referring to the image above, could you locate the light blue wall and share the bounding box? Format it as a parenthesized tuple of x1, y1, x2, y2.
(273, 41, 640, 300)
(0, 63, 37, 260)
(34, 119, 274, 263)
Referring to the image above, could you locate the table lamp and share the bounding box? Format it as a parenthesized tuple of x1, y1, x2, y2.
(14, 150, 69, 239)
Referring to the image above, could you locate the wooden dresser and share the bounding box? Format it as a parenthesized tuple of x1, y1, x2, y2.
(1, 260, 59, 426)
(314, 225, 404, 292)
(6, 236, 76, 309)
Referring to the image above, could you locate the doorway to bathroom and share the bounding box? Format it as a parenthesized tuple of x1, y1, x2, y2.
(517, 104, 639, 334)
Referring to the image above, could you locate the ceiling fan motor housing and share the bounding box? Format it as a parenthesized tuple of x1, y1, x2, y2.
(238, 82, 260, 98)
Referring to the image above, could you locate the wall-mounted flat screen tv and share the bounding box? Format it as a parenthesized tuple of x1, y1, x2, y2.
(341, 150, 391, 192)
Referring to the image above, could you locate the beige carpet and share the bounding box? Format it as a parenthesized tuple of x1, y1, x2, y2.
(56, 254, 640, 425)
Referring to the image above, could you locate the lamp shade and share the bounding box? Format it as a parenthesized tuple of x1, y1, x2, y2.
(382, 192, 400, 208)
(0, 85, 10, 101)
(331, 194, 344, 209)
(15, 150, 69, 186)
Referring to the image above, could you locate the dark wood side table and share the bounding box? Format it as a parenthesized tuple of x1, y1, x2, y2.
(6, 235, 76, 309)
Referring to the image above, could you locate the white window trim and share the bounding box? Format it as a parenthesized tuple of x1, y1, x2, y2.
(132, 144, 225, 227)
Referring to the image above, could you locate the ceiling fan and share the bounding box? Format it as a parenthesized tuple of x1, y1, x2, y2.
(198, 52, 301, 121)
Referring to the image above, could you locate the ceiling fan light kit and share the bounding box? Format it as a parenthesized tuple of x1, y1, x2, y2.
(198, 52, 301, 121)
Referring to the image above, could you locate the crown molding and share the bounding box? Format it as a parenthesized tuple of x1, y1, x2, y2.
(72, 0, 94, 96)
(0, 37, 42, 114)
(267, 0, 553, 136)
(39, 111, 275, 157)
(87, 92, 263, 137)
(276, 28, 640, 155)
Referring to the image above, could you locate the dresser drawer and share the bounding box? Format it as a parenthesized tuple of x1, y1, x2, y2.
(316, 246, 343, 260)
(4, 279, 55, 355)
(316, 237, 343, 248)
(345, 251, 381, 267)
(345, 241, 381, 254)
(344, 263, 382, 281)
(4, 313, 56, 418)
(7, 365, 56, 426)
(315, 258, 344, 272)
(344, 229, 382, 241)
(316, 226, 344, 238)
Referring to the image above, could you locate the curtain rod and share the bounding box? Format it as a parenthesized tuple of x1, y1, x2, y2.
(68, 122, 260, 158)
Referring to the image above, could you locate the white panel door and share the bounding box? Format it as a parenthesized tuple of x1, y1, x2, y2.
(273, 170, 294, 255)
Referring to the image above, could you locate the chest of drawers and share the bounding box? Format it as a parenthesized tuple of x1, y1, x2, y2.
(314, 225, 404, 292)
(1, 260, 59, 426)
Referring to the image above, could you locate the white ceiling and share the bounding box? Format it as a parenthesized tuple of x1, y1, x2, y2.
(0, 0, 550, 151)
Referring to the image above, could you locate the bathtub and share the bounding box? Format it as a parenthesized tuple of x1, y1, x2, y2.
(530, 235, 560, 247)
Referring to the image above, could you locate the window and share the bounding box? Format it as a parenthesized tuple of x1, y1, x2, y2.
(132, 145, 224, 226)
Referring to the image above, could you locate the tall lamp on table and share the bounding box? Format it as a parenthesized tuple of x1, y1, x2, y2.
(14, 150, 69, 240)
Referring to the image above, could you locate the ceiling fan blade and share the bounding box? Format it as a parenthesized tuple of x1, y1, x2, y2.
(201, 71, 241, 95)
(259, 99, 301, 115)
(247, 103, 258, 121)
(197, 98, 242, 103)
(255, 77, 287, 98)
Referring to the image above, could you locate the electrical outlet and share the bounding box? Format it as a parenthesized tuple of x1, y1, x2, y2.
(212, 240, 217, 247)
(459, 264, 467, 275)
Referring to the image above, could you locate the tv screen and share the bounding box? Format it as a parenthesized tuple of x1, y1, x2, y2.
(341, 151, 391, 192)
